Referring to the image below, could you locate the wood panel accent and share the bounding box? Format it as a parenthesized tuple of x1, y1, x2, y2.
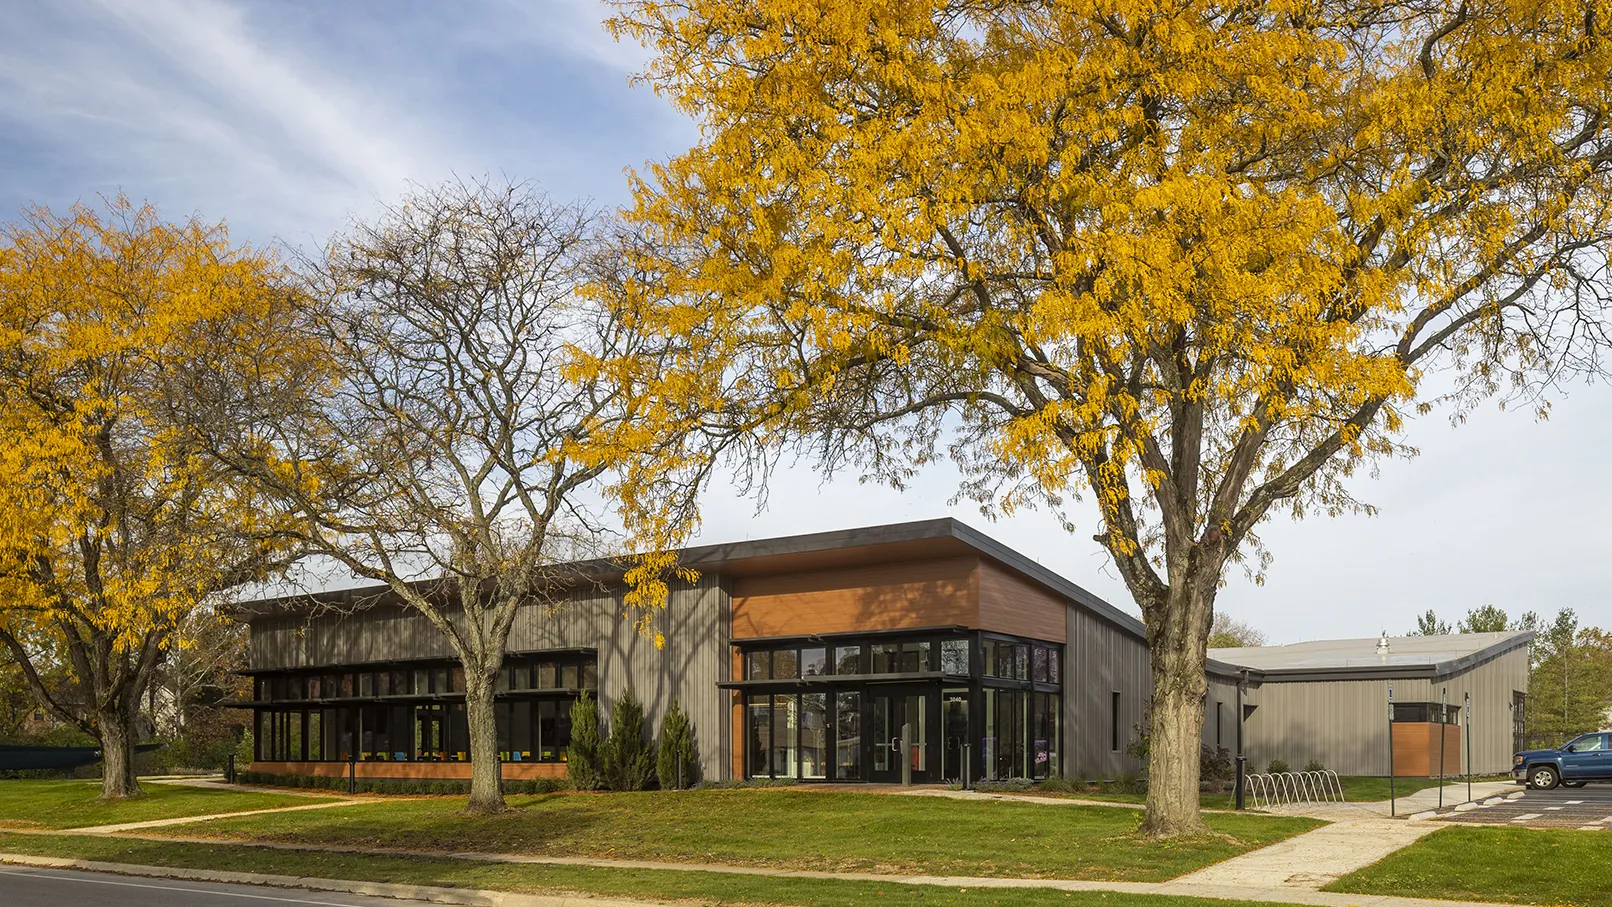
(1391, 722, 1462, 777)
(977, 558, 1069, 643)
(730, 556, 978, 638)
(250, 761, 566, 780)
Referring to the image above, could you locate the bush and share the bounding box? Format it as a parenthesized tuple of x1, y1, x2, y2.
(1039, 775, 1078, 793)
(1267, 758, 1291, 775)
(600, 687, 656, 791)
(1201, 745, 1233, 789)
(567, 691, 604, 791)
(974, 778, 1033, 793)
(1303, 758, 1326, 773)
(655, 698, 699, 790)
(231, 770, 568, 796)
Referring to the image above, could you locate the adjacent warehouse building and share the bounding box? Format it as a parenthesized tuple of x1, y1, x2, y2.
(234, 518, 1532, 783)
(1210, 633, 1534, 776)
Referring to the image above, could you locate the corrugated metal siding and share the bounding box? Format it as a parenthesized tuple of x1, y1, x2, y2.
(1205, 675, 1240, 753)
(245, 574, 731, 780)
(1241, 646, 1530, 776)
(1064, 607, 1149, 779)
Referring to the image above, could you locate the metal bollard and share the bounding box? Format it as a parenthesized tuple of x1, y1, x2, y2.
(1234, 755, 1246, 810)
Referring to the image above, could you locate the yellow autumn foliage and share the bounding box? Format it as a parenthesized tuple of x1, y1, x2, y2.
(0, 198, 300, 691)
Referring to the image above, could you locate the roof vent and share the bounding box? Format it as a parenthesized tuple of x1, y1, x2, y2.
(1376, 632, 1391, 657)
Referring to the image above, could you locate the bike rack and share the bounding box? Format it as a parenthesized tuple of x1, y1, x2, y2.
(1244, 770, 1344, 809)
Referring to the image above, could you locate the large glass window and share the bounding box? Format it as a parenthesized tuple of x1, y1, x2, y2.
(941, 639, 969, 675)
(835, 691, 861, 780)
(801, 647, 827, 677)
(746, 696, 772, 779)
(801, 693, 828, 779)
(834, 645, 862, 675)
(900, 641, 931, 673)
(871, 643, 899, 674)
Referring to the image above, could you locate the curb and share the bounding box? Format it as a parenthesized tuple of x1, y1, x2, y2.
(0, 852, 654, 907)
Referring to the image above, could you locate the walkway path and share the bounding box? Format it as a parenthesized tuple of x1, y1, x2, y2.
(1174, 818, 1440, 890)
(68, 798, 363, 835)
(0, 846, 1527, 907)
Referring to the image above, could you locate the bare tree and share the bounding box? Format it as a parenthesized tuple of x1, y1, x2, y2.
(190, 178, 689, 813)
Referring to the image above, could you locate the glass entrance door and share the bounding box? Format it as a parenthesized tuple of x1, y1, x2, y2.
(869, 686, 933, 783)
(942, 688, 970, 782)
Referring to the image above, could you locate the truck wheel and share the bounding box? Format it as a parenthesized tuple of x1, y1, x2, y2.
(1529, 766, 1560, 790)
(1562, 780, 1586, 788)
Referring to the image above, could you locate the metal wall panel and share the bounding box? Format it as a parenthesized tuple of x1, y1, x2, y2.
(1063, 607, 1150, 779)
(1240, 646, 1530, 776)
(245, 574, 731, 780)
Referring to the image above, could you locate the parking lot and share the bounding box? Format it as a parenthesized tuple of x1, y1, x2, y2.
(1438, 783, 1612, 829)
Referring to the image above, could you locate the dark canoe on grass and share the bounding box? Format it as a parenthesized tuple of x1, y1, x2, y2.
(0, 743, 163, 771)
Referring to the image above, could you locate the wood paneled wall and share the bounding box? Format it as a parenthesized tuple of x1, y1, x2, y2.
(977, 560, 1068, 643)
(1391, 722, 1463, 777)
(729, 556, 977, 638)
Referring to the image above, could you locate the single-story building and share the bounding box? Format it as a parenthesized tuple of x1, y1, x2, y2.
(1211, 632, 1533, 777)
(233, 518, 1531, 783)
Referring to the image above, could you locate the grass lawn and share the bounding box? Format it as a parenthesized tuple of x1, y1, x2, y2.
(1326, 825, 1607, 907)
(149, 788, 1321, 882)
(0, 779, 336, 830)
(0, 831, 1322, 907)
(1331, 776, 1468, 802)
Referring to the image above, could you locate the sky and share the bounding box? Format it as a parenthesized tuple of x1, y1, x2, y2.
(3, 0, 1609, 642)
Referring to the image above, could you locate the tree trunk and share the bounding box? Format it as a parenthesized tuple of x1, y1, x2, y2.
(98, 705, 142, 800)
(462, 660, 504, 814)
(1139, 575, 1215, 838)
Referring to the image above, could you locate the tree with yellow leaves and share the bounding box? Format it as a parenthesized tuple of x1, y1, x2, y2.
(607, 0, 1612, 835)
(0, 199, 301, 798)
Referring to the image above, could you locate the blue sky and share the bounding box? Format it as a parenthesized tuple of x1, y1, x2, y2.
(5, 0, 1609, 642)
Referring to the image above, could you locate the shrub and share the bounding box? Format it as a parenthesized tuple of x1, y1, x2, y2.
(1267, 758, 1291, 775)
(974, 778, 1033, 793)
(1303, 758, 1326, 773)
(600, 687, 656, 791)
(567, 691, 604, 791)
(655, 698, 699, 790)
(1201, 745, 1234, 788)
(1039, 775, 1077, 793)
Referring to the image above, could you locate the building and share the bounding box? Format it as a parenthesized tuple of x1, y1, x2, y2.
(1211, 632, 1534, 776)
(234, 518, 1531, 783)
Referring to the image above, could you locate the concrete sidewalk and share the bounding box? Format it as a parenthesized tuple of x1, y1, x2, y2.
(1174, 818, 1441, 890)
(0, 848, 1530, 907)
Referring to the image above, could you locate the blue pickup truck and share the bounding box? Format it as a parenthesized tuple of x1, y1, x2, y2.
(1514, 731, 1612, 790)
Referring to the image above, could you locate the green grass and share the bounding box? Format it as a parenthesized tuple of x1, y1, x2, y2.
(0, 831, 1320, 907)
(0, 779, 335, 830)
(148, 788, 1320, 882)
(1332, 776, 1465, 802)
(1326, 825, 1607, 906)
(1037, 791, 1236, 809)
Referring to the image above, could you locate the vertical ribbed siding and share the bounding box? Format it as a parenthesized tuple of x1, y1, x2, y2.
(1240, 647, 1530, 776)
(1064, 607, 1150, 779)
(244, 573, 731, 780)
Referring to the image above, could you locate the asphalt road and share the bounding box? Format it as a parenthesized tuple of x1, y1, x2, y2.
(0, 866, 454, 907)
(1439, 782, 1612, 829)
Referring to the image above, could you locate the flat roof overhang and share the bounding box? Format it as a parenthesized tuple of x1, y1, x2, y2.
(228, 518, 1151, 644)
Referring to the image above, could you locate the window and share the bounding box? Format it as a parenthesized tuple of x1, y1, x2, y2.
(900, 641, 930, 673)
(940, 639, 969, 675)
(801, 647, 827, 677)
(747, 650, 771, 680)
(1110, 691, 1121, 752)
(773, 648, 799, 679)
(834, 645, 862, 675)
(801, 693, 828, 779)
(1216, 702, 1225, 748)
(835, 691, 861, 780)
(1014, 645, 1029, 681)
(1032, 647, 1050, 683)
(1047, 649, 1060, 684)
(871, 643, 899, 674)
(537, 662, 557, 690)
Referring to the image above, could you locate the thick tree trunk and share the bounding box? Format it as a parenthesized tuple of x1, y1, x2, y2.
(1139, 574, 1215, 838)
(462, 660, 504, 814)
(98, 705, 142, 800)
